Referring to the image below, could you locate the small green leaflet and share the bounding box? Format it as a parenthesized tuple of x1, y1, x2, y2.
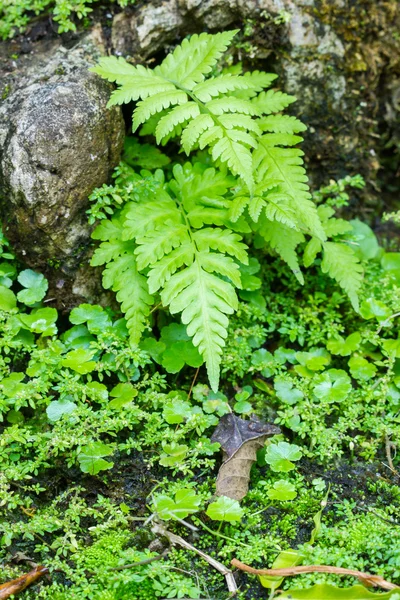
(274, 378, 304, 405)
(61, 349, 97, 375)
(264, 441, 302, 472)
(206, 496, 244, 522)
(77, 442, 114, 475)
(0, 284, 16, 311)
(159, 443, 188, 467)
(108, 383, 138, 409)
(313, 369, 352, 403)
(152, 488, 201, 520)
(267, 479, 297, 501)
(326, 332, 361, 356)
(70, 304, 112, 334)
(46, 397, 77, 422)
(17, 269, 48, 305)
(348, 356, 377, 381)
(162, 399, 192, 424)
(19, 307, 58, 336)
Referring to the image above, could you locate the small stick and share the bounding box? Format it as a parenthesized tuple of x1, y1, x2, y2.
(231, 559, 399, 591)
(153, 522, 237, 595)
(385, 434, 399, 476)
(188, 367, 200, 400)
(0, 566, 49, 599)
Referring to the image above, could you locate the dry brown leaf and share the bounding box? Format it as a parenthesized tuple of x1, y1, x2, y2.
(211, 414, 280, 500)
(0, 565, 49, 599)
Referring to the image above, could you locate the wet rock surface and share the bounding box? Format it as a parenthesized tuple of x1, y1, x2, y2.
(0, 29, 125, 306)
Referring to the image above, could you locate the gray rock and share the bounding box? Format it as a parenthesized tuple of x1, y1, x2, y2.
(0, 29, 125, 306)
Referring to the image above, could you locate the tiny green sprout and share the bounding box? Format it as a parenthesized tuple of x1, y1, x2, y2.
(108, 382, 137, 409)
(265, 441, 302, 472)
(61, 348, 96, 374)
(267, 480, 297, 501)
(312, 478, 327, 492)
(159, 442, 189, 467)
(206, 496, 244, 523)
(234, 389, 252, 414)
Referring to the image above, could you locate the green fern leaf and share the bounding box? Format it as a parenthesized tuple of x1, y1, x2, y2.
(134, 224, 188, 270)
(148, 244, 194, 293)
(252, 89, 296, 114)
(254, 139, 326, 240)
(212, 137, 254, 191)
(303, 237, 322, 267)
(228, 196, 249, 222)
(256, 217, 305, 284)
(193, 75, 252, 102)
(155, 30, 238, 89)
(259, 115, 307, 134)
(156, 102, 200, 144)
(89, 56, 138, 84)
(321, 242, 363, 311)
(233, 71, 278, 99)
(187, 207, 229, 228)
(181, 114, 215, 154)
(258, 133, 304, 147)
(248, 196, 266, 222)
(207, 97, 258, 116)
(161, 261, 238, 391)
(225, 129, 258, 148)
(193, 228, 248, 264)
(198, 126, 224, 148)
(107, 76, 176, 106)
(132, 91, 188, 132)
(264, 198, 298, 229)
(218, 114, 261, 135)
(104, 255, 154, 344)
(122, 194, 182, 239)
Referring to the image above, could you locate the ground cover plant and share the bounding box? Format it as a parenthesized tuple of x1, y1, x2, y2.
(0, 29, 399, 600)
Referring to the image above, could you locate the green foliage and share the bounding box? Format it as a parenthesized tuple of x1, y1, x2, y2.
(265, 442, 303, 472)
(206, 496, 244, 522)
(89, 33, 366, 390)
(0, 0, 135, 38)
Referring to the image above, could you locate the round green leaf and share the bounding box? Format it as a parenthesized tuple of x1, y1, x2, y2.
(0, 285, 16, 311)
(265, 442, 302, 472)
(267, 480, 297, 501)
(313, 369, 352, 403)
(46, 398, 78, 422)
(206, 496, 244, 522)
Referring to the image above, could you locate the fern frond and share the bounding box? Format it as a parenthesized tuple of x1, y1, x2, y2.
(254, 139, 326, 240)
(104, 255, 154, 344)
(256, 217, 305, 284)
(228, 196, 249, 222)
(161, 261, 238, 391)
(198, 126, 224, 148)
(181, 114, 215, 154)
(193, 75, 252, 102)
(321, 242, 363, 311)
(134, 224, 188, 270)
(148, 244, 194, 293)
(212, 137, 254, 191)
(107, 76, 176, 106)
(89, 56, 138, 84)
(156, 102, 200, 144)
(187, 207, 229, 228)
(233, 71, 278, 99)
(132, 91, 188, 132)
(207, 97, 259, 116)
(264, 198, 298, 229)
(225, 129, 258, 148)
(193, 228, 248, 264)
(257, 133, 304, 147)
(252, 89, 296, 115)
(303, 237, 322, 267)
(218, 114, 261, 135)
(248, 196, 266, 222)
(155, 30, 238, 89)
(259, 115, 307, 134)
(122, 193, 182, 239)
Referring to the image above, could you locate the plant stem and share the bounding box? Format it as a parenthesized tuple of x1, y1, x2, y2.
(193, 517, 251, 548)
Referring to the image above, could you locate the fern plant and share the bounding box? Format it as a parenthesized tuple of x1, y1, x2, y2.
(90, 31, 364, 390)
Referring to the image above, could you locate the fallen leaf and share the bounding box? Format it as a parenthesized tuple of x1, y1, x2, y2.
(211, 414, 280, 500)
(0, 565, 49, 599)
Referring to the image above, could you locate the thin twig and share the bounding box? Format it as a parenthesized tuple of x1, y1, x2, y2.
(152, 522, 237, 595)
(108, 548, 169, 571)
(231, 559, 399, 591)
(188, 367, 200, 400)
(385, 433, 398, 476)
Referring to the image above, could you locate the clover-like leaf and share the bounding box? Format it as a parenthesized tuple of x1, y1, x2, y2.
(313, 369, 352, 403)
(153, 488, 201, 520)
(159, 442, 189, 467)
(70, 304, 112, 334)
(61, 349, 97, 374)
(17, 269, 48, 305)
(206, 496, 244, 522)
(360, 298, 391, 321)
(108, 383, 138, 409)
(327, 332, 361, 356)
(19, 308, 58, 336)
(77, 442, 114, 475)
(267, 479, 297, 501)
(274, 378, 304, 405)
(162, 399, 193, 424)
(46, 397, 77, 422)
(265, 441, 302, 473)
(348, 356, 377, 381)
